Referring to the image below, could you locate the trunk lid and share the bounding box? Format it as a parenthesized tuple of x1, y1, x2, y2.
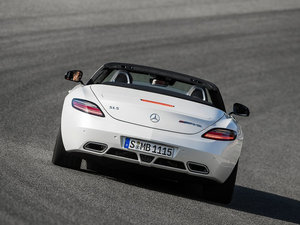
(91, 85, 224, 134)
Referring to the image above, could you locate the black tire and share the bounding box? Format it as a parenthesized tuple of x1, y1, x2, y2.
(203, 162, 238, 204)
(52, 128, 81, 170)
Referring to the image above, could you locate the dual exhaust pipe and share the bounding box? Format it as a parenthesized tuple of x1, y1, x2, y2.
(187, 162, 209, 174)
(83, 142, 107, 152)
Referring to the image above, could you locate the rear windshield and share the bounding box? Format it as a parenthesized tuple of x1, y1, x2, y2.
(95, 69, 213, 104)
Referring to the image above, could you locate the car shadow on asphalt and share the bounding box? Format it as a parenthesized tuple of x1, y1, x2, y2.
(81, 161, 300, 224)
(229, 186, 300, 224)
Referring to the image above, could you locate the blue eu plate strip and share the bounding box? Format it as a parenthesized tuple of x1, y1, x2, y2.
(124, 138, 130, 148)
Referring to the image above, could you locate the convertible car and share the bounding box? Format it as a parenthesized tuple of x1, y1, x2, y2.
(52, 62, 249, 203)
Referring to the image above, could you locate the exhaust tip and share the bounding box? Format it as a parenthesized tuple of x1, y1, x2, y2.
(187, 162, 209, 174)
(83, 142, 107, 152)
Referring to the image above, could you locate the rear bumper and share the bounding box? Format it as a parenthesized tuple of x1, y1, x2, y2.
(62, 101, 242, 183)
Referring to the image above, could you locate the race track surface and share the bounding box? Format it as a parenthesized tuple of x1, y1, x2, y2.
(1, 0, 300, 224)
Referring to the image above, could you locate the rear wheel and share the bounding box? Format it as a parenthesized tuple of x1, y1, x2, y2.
(203, 162, 238, 204)
(52, 128, 81, 170)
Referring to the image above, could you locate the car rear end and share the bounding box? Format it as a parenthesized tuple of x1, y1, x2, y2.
(61, 84, 242, 183)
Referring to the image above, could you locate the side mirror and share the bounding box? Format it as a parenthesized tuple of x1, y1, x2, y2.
(230, 103, 250, 117)
(65, 70, 83, 83)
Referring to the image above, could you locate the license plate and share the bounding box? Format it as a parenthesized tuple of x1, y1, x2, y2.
(124, 138, 174, 158)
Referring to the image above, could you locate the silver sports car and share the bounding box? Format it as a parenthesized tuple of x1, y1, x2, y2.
(52, 62, 249, 204)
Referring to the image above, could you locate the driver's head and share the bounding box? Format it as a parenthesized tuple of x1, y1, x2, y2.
(151, 78, 167, 86)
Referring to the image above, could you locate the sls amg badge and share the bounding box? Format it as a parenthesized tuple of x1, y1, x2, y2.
(150, 113, 160, 123)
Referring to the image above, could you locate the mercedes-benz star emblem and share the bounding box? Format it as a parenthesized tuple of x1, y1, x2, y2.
(150, 113, 160, 123)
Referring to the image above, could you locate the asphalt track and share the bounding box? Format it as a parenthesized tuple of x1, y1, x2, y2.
(1, 0, 300, 224)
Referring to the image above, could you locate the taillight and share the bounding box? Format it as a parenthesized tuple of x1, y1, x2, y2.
(72, 99, 104, 117)
(202, 128, 236, 141)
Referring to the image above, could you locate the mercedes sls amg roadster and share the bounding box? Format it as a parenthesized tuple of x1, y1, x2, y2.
(52, 62, 249, 203)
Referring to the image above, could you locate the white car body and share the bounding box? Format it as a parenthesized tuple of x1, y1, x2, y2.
(60, 63, 246, 184)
